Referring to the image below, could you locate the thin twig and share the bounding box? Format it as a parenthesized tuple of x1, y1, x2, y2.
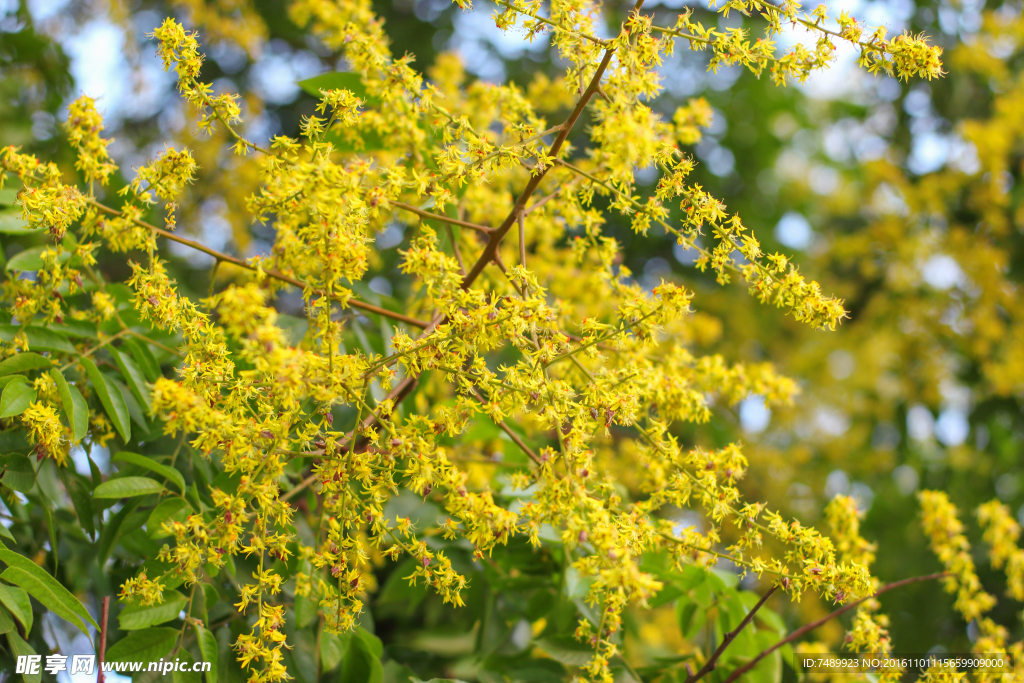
(282, 471, 319, 502)
(447, 225, 466, 275)
(392, 201, 493, 234)
(493, 0, 610, 46)
(524, 187, 564, 216)
(492, 253, 525, 297)
(60, 329, 130, 372)
(518, 209, 527, 268)
(284, 376, 420, 503)
(719, 572, 949, 683)
(453, 205, 469, 273)
(85, 199, 429, 329)
(122, 328, 181, 358)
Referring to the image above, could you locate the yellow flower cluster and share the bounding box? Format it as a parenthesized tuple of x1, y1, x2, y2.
(123, 147, 198, 204)
(918, 491, 995, 621)
(21, 402, 68, 467)
(65, 96, 116, 188)
(119, 572, 167, 607)
(824, 496, 902, 682)
(917, 493, 1022, 683)
(0, 0, 949, 676)
(977, 501, 1024, 601)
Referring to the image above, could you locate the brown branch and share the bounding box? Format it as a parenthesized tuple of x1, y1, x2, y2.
(719, 572, 949, 683)
(492, 253, 525, 297)
(391, 201, 493, 235)
(463, 384, 542, 465)
(86, 199, 429, 329)
(282, 470, 319, 502)
(524, 187, 564, 216)
(518, 209, 527, 268)
(459, 35, 622, 290)
(282, 376, 420, 503)
(97, 595, 109, 683)
(686, 584, 779, 683)
(283, 4, 633, 500)
(448, 225, 467, 275)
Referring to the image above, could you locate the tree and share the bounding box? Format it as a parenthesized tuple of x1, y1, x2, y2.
(0, 0, 1019, 682)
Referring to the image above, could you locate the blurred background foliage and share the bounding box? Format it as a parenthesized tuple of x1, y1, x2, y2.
(1, 0, 1023, 676)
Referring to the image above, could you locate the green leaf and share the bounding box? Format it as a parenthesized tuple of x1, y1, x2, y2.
(756, 606, 787, 636)
(648, 583, 686, 609)
(294, 592, 318, 628)
(0, 210, 35, 236)
(297, 71, 370, 101)
(185, 481, 202, 511)
(0, 454, 34, 492)
(113, 452, 185, 493)
(0, 428, 29, 452)
(48, 319, 98, 340)
(0, 543, 99, 633)
(87, 454, 102, 486)
(37, 490, 57, 570)
(94, 476, 165, 499)
(339, 627, 384, 683)
(119, 590, 188, 630)
(0, 326, 76, 354)
(110, 347, 151, 410)
(677, 599, 706, 640)
(0, 583, 32, 634)
(124, 336, 161, 383)
(563, 566, 596, 600)
(68, 384, 88, 441)
(0, 377, 36, 418)
(98, 498, 141, 564)
(710, 567, 739, 589)
(718, 591, 748, 634)
(49, 366, 74, 419)
(0, 603, 14, 634)
(172, 647, 204, 683)
(202, 583, 218, 610)
(0, 524, 13, 542)
(535, 635, 595, 666)
(49, 368, 87, 442)
(690, 577, 714, 608)
(0, 188, 18, 206)
(0, 352, 50, 376)
(6, 630, 41, 683)
(2, 567, 91, 634)
(62, 470, 96, 538)
(356, 626, 384, 659)
(147, 497, 190, 537)
(194, 622, 220, 683)
(81, 357, 130, 443)
(745, 630, 783, 683)
(106, 626, 179, 663)
(321, 631, 348, 672)
(115, 376, 150, 435)
(5, 245, 71, 271)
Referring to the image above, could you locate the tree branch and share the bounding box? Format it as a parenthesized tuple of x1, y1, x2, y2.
(86, 199, 429, 329)
(97, 595, 109, 683)
(719, 572, 949, 683)
(391, 201, 493, 235)
(685, 584, 779, 683)
(462, 382, 542, 465)
(459, 40, 619, 290)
